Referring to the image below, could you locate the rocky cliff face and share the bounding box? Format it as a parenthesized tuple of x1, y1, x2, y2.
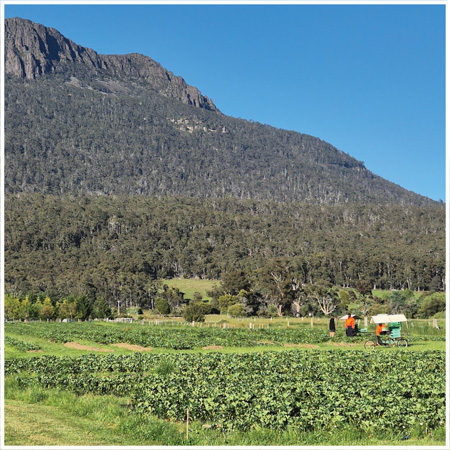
(5, 17, 217, 111)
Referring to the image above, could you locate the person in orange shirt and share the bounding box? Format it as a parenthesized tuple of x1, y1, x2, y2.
(376, 323, 386, 345)
(345, 314, 355, 337)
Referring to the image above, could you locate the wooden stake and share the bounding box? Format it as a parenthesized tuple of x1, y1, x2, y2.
(186, 408, 189, 440)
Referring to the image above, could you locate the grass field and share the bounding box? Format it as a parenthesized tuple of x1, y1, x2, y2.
(161, 278, 433, 304)
(4, 317, 446, 446)
(162, 277, 218, 300)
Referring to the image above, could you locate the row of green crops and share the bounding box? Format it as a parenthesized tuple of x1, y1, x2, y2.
(4, 336, 41, 352)
(6, 350, 445, 433)
(6, 322, 443, 352)
(5, 322, 346, 348)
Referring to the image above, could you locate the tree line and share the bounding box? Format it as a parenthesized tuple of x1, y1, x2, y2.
(5, 194, 445, 313)
(5, 272, 445, 322)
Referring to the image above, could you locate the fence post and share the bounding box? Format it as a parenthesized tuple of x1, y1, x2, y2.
(186, 408, 189, 440)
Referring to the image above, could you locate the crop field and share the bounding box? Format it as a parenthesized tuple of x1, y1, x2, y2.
(3, 320, 446, 446)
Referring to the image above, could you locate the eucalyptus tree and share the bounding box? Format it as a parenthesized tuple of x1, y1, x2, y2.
(305, 282, 340, 316)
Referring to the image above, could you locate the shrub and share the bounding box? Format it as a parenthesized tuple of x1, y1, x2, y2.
(418, 293, 446, 318)
(218, 295, 238, 314)
(264, 305, 278, 318)
(228, 303, 246, 318)
(183, 303, 206, 322)
(154, 298, 170, 315)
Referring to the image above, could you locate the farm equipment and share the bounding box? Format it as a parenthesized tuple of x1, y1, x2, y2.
(364, 314, 408, 349)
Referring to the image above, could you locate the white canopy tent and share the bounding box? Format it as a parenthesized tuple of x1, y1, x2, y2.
(339, 314, 361, 320)
(370, 314, 407, 324)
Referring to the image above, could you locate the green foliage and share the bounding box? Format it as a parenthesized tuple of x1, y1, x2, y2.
(227, 303, 246, 318)
(182, 303, 206, 323)
(76, 296, 92, 321)
(154, 360, 176, 376)
(4, 195, 445, 304)
(218, 295, 238, 314)
(4, 336, 41, 352)
(260, 304, 278, 318)
(4, 321, 346, 351)
(417, 293, 446, 318)
(221, 270, 251, 295)
(4, 294, 21, 320)
(6, 350, 445, 435)
(94, 299, 112, 319)
(154, 298, 170, 315)
(40, 297, 55, 320)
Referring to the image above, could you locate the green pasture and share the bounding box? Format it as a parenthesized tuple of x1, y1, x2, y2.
(161, 278, 432, 303)
(162, 277, 217, 300)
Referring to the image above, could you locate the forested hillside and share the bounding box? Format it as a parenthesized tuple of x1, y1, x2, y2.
(5, 195, 444, 304)
(4, 19, 445, 312)
(4, 18, 435, 205)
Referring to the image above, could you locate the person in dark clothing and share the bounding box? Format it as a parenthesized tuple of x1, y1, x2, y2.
(329, 315, 336, 337)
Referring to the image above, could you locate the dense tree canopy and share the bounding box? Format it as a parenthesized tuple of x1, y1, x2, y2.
(5, 194, 445, 307)
(5, 75, 436, 206)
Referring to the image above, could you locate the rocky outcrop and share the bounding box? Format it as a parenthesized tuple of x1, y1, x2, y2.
(5, 17, 217, 111)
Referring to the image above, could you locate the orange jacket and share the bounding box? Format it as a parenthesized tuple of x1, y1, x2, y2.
(376, 324, 384, 335)
(345, 317, 355, 328)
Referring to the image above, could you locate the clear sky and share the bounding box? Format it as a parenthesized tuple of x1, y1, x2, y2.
(3, 2, 446, 202)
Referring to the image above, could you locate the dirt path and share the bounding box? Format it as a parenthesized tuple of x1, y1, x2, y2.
(111, 343, 153, 352)
(63, 342, 114, 352)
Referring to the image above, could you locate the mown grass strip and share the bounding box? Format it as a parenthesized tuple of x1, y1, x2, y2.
(5, 400, 130, 446)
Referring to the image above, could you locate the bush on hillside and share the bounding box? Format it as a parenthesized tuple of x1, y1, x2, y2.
(183, 303, 206, 322)
(154, 298, 170, 315)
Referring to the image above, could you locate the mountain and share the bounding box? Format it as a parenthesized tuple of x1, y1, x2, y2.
(5, 17, 217, 110)
(4, 17, 435, 205)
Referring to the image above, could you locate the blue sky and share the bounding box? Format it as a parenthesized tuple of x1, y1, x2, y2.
(4, 3, 446, 201)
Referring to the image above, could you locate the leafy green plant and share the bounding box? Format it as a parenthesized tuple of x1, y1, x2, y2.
(6, 350, 445, 435)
